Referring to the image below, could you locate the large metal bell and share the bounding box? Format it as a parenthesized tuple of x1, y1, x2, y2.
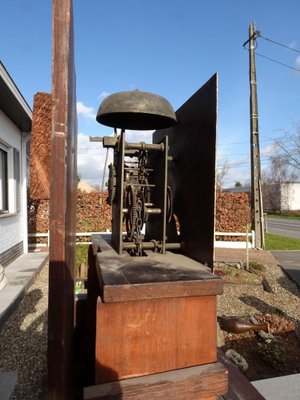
(96, 90, 177, 130)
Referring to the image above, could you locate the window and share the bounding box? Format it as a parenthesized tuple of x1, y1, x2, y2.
(0, 143, 21, 214)
(0, 147, 8, 212)
(14, 148, 20, 212)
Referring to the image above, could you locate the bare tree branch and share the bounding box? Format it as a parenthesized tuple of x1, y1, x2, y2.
(216, 160, 230, 191)
(272, 124, 300, 173)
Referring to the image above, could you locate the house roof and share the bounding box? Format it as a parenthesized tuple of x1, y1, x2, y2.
(0, 61, 32, 132)
(223, 186, 251, 193)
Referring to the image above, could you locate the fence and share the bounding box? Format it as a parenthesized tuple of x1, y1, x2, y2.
(214, 231, 255, 249)
(28, 231, 109, 248)
(29, 230, 255, 249)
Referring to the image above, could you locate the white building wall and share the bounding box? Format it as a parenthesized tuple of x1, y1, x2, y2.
(0, 213, 22, 253)
(0, 109, 21, 150)
(280, 183, 300, 211)
(0, 109, 24, 254)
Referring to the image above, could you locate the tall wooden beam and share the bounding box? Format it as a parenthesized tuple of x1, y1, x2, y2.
(248, 22, 264, 249)
(47, 0, 77, 398)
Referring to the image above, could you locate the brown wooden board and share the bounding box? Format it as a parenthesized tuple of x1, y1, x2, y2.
(153, 74, 218, 267)
(93, 235, 223, 302)
(85, 362, 227, 399)
(47, 0, 77, 398)
(95, 295, 217, 383)
(30, 92, 52, 200)
(218, 350, 265, 400)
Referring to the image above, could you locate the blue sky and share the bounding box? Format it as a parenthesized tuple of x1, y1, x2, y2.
(1, 0, 299, 188)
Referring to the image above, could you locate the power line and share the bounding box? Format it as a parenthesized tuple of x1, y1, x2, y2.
(255, 51, 300, 73)
(243, 31, 300, 73)
(218, 138, 273, 146)
(217, 159, 269, 169)
(257, 34, 300, 54)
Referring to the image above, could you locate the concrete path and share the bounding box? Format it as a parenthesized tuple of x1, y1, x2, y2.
(252, 373, 300, 400)
(0, 251, 48, 398)
(0, 251, 48, 328)
(0, 371, 18, 400)
(271, 250, 300, 289)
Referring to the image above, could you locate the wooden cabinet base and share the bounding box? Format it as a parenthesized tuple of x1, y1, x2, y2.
(84, 362, 228, 400)
(95, 295, 217, 383)
(87, 237, 228, 398)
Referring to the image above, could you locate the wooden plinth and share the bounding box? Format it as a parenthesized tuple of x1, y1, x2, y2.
(96, 295, 217, 383)
(87, 235, 227, 399)
(85, 362, 228, 400)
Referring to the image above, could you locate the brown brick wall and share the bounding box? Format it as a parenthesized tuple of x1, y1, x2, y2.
(30, 92, 52, 200)
(28, 191, 251, 238)
(216, 192, 251, 240)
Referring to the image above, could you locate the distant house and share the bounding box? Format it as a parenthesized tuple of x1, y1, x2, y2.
(0, 61, 32, 266)
(223, 186, 251, 194)
(223, 183, 300, 212)
(262, 182, 300, 212)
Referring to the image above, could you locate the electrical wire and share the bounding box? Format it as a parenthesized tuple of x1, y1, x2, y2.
(218, 138, 273, 146)
(243, 31, 300, 73)
(255, 51, 300, 73)
(217, 159, 269, 169)
(257, 34, 300, 54)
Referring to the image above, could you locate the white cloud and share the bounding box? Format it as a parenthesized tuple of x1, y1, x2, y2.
(295, 55, 300, 70)
(98, 91, 110, 99)
(125, 130, 153, 143)
(76, 101, 96, 120)
(260, 143, 279, 156)
(77, 132, 112, 188)
(217, 151, 251, 188)
(77, 130, 154, 187)
(288, 41, 297, 49)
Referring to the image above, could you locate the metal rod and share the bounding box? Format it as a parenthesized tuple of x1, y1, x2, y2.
(125, 142, 165, 151)
(122, 241, 182, 250)
(145, 208, 161, 214)
(101, 147, 109, 192)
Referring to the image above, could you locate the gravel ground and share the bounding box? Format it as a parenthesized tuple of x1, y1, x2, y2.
(216, 249, 300, 338)
(0, 263, 48, 400)
(0, 249, 299, 399)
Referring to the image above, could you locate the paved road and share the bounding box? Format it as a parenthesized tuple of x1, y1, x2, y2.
(271, 250, 300, 289)
(266, 217, 300, 240)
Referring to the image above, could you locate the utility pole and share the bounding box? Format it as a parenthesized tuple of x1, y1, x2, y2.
(247, 22, 265, 248)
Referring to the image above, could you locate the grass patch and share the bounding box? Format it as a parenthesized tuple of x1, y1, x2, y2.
(76, 244, 89, 268)
(267, 213, 300, 220)
(248, 261, 266, 271)
(265, 233, 300, 250)
(214, 265, 262, 285)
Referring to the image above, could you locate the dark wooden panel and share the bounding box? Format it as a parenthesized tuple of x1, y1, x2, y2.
(95, 295, 217, 383)
(85, 362, 227, 399)
(47, 0, 77, 398)
(153, 75, 218, 267)
(93, 236, 223, 302)
(218, 350, 265, 400)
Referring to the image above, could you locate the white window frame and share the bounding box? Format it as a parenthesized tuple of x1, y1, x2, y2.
(0, 143, 8, 213)
(0, 141, 21, 215)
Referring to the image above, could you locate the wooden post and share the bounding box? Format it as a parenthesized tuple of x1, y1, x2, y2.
(47, 0, 77, 398)
(248, 22, 264, 249)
